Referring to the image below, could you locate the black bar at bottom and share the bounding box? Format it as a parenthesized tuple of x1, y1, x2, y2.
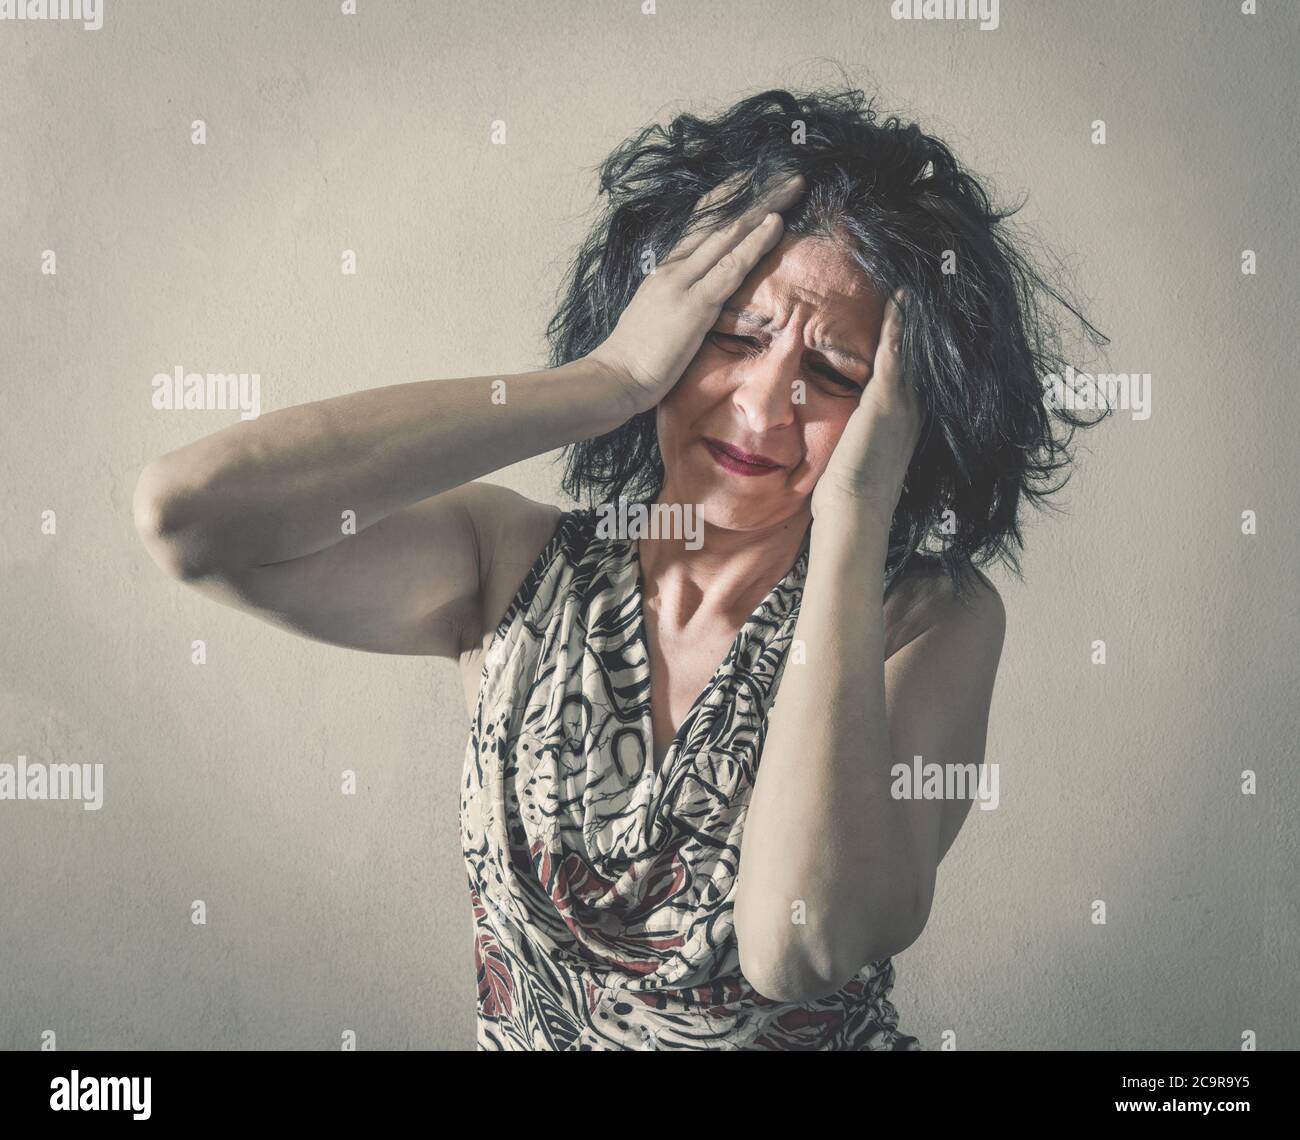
(0, 1048, 1288, 1126)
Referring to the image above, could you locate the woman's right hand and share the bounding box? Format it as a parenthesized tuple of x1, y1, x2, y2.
(587, 170, 807, 417)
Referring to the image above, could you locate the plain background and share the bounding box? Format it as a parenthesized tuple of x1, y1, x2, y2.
(2, 0, 1297, 1050)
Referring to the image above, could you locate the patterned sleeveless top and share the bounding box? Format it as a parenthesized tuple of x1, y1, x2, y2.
(459, 506, 920, 1050)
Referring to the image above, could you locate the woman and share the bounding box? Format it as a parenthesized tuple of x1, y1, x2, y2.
(134, 86, 1104, 1050)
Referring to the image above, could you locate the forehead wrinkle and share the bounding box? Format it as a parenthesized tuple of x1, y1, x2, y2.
(720, 303, 873, 369)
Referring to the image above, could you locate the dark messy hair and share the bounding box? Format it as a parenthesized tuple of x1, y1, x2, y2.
(546, 82, 1109, 597)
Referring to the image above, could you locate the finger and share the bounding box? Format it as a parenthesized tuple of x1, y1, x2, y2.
(872, 289, 924, 436)
(662, 172, 748, 263)
(689, 210, 786, 307)
(871, 287, 907, 389)
(669, 171, 805, 268)
(677, 173, 805, 276)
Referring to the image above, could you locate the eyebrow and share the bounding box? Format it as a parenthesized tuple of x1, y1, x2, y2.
(721, 307, 871, 370)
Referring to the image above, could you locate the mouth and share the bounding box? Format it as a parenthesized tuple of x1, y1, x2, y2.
(703, 437, 784, 477)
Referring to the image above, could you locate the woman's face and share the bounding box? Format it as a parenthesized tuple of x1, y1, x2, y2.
(656, 232, 888, 533)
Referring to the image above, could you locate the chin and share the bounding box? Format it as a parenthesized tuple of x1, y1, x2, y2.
(691, 487, 807, 534)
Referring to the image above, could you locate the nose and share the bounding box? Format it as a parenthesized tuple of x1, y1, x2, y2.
(729, 337, 799, 434)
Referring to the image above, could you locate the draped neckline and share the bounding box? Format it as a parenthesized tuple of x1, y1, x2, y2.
(622, 524, 812, 767)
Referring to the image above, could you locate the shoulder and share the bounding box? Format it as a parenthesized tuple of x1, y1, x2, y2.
(450, 483, 564, 653)
(883, 555, 1005, 662)
(454, 481, 564, 557)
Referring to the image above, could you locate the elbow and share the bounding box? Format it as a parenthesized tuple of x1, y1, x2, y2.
(132, 463, 212, 581)
(738, 902, 928, 1005)
(741, 946, 849, 1004)
(846, 889, 931, 972)
(737, 927, 846, 1004)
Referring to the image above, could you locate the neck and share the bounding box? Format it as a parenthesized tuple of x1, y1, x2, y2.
(636, 498, 812, 629)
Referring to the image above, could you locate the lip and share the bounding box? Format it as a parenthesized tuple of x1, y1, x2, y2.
(703, 437, 784, 477)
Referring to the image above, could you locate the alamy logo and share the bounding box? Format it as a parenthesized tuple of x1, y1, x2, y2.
(50, 1070, 150, 1120)
(890, 0, 999, 31)
(0, 755, 104, 810)
(891, 755, 999, 810)
(1042, 366, 1152, 421)
(0, 0, 103, 30)
(595, 497, 704, 550)
(152, 366, 262, 420)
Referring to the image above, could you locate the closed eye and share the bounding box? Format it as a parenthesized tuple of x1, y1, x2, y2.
(707, 332, 861, 391)
(709, 331, 759, 351)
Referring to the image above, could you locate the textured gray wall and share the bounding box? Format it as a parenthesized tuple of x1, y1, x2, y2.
(1, 0, 1296, 1050)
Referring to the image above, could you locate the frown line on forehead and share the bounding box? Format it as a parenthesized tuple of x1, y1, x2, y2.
(720, 305, 872, 369)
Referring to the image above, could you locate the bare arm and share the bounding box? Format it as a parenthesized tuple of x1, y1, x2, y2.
(132, 359, 634, 657)
(734, 292, 1006, 1002)
(132, 169, 808, 659)
(735, 517, 1004, 1002)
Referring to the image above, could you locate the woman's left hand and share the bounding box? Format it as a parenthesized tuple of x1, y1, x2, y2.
(811, 289, 924, 531)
